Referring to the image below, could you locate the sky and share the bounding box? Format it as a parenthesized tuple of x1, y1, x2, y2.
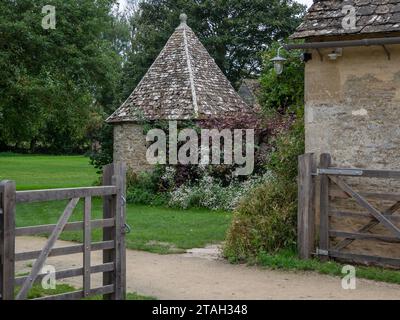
(117, 0, 313, 11)
(297, 0, 313, 8)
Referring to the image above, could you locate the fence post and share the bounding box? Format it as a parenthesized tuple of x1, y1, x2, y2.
(112, 162, 126, 300)
(0, 181, 16, 300)
(102, 164, 115, 300)
(319, 153, 331, 261)
(102, 163, 126, 300)
(297, 153, 315, 259)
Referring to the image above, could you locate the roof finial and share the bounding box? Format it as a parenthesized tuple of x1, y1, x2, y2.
(180, 13, 188, 25)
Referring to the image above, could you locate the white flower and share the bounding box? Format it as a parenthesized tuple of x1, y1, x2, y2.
(168, 171, 272, 211)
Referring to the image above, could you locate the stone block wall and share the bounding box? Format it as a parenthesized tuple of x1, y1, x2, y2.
(305, 44, 400, 168)
(113, 123, 153, 173)
(305, 44, 400, 260)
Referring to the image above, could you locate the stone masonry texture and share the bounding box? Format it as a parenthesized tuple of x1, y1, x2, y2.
(113, 124, 153, 173)
(305, 44, 400, 260)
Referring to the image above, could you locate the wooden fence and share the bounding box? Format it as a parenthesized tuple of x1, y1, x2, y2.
(0, 162, 127, 300)
(298, 153, 400, 268)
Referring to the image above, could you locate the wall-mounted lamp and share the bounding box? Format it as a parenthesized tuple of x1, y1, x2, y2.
(270, 46, 287, 75)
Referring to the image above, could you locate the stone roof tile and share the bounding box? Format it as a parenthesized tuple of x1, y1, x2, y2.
(291, 0, 400, 39)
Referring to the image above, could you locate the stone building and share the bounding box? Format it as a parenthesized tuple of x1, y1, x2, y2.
(107, 14, 252, 172)
(291, 0, 400, 169)
(291, 1, 400, 261)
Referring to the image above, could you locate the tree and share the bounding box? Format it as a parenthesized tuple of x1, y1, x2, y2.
(259, 42, 305, 114)
(0, 0, 128, 153)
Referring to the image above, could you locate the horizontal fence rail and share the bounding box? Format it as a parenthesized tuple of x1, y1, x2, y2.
(16, 186, 117, 203)
(298, 153, 400, 269)
(329, 188, 400, 201)
(329, 210, 400, 223)
(15, 240, 115, 262)
(15, 218, 115, 237)
(318, 167, 400, 179)
(15, 262, 114, 286)
(0, 162, 127, 300)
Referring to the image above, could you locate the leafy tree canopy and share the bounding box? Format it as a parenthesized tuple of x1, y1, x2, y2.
(0, 0, 129, 153)
(259, 42, 304, 114)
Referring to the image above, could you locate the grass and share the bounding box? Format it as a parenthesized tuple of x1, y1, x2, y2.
(1, 153, 231, 254)
(0, 153, 99, 190)
(18, 283, 156, 300)
(85, 291, 156, 300)
(126, 292, 156, 300)
(256, 249, 400, 285)
(25, 284, 80, 299)
(17, 200, 231, 254)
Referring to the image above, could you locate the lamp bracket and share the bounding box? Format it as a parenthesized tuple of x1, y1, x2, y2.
(382, 45, 391, 60)
(316, 48, 323, 61)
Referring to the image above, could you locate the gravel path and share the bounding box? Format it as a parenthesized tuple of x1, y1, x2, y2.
(16, 236, 400, 300)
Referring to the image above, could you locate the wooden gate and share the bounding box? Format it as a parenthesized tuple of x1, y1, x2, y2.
(298, 153, 400, 268)
(0, 162, 127, 300)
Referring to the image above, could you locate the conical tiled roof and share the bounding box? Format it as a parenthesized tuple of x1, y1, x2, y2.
(107, 14, 253, 123)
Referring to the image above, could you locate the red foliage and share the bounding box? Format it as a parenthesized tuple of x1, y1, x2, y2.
(196, 111, 296, 176)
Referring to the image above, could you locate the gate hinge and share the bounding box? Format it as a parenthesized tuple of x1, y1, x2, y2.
(316, 248, 329, 256)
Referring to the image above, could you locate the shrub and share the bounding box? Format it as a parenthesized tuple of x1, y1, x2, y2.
(123, 115, 276, 209)
(127, 187, 169, 206)
(266, 109, 305, 182)
(126, 166, 171, 206)
(223, 43, 306, 261)
(224, 178, 297, 261)
(89, 123, 113, 174)
(224, 114, 304, 261)
(169, 173, 269, 211)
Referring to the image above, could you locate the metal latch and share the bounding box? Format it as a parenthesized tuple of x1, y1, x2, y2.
(123, 223, 132, 234)
(121, 195, 126, 206)
(317, 168, 363, 176)
(316, 248, 329, 256)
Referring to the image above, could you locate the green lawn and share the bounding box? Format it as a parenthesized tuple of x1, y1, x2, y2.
(0, 153, 99, 190)
(1, 153, 231, 254)
(19, 283, 156, 300)
(17, 201, 231, 254)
